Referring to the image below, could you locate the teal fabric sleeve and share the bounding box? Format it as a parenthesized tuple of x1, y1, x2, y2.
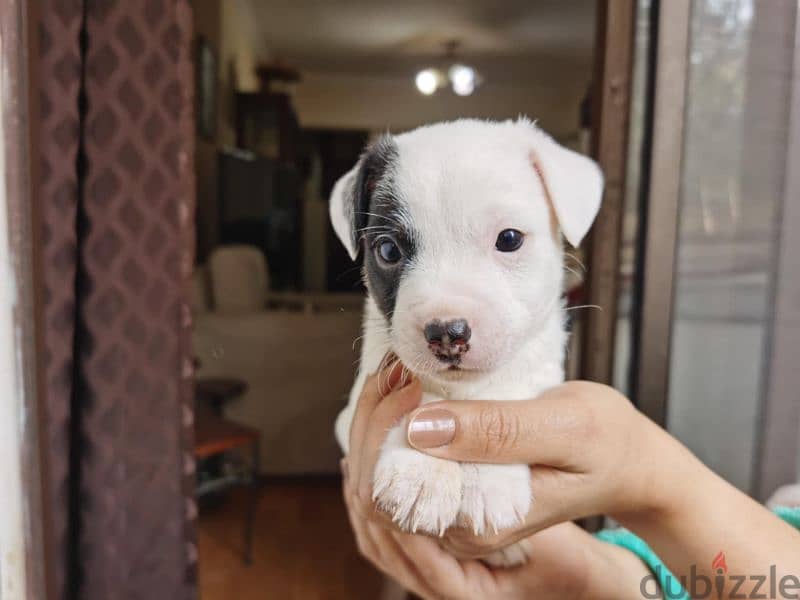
(595, 506, 800, 600)
(594, 527, 690, 600)
(774, 505, 800, 529)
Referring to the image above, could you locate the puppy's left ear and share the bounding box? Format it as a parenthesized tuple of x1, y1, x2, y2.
(524, 122, 604, 247)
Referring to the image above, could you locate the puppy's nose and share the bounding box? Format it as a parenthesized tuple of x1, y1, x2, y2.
(424, 319, 471, 344)
(424, 319, 471, 364)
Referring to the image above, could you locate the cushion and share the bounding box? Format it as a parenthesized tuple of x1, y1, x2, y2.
(208, 245, 269, 315)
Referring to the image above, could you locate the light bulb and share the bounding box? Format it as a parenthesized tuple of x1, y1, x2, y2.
(415, 69, 439, 95)
(449, 64, 477, 96)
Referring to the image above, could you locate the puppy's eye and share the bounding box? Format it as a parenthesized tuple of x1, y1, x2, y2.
(495, 229, 525, 252)
(375, 237, 403, 264)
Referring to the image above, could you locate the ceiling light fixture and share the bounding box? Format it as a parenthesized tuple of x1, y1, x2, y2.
(414, 40, 482, 97)
(449, 64, 477, 96)
(415, 68, 442, 95)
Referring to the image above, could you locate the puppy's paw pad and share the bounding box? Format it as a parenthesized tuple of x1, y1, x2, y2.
(373, 449, 462, 535)
(459, 463, 531, 535)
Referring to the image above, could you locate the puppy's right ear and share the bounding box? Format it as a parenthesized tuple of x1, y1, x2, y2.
(329, 135, 398, 261)
(329, 166, 360, 260)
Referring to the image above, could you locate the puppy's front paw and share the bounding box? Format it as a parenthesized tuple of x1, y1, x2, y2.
(458, 463, 531, 535)
(373, 448, 462, 535)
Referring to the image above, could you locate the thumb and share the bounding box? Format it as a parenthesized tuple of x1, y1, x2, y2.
(405, 393, 591, 466)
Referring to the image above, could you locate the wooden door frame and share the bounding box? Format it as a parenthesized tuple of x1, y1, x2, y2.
(580, 0, 637, 385)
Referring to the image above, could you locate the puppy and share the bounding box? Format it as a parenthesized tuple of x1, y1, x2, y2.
(330, 118, 603, 565)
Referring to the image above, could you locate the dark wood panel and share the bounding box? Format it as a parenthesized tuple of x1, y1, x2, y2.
(580, 0, 637, 385)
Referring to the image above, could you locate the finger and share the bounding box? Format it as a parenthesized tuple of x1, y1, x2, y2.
(348, 355, 410, 472)
(348, 505, 387, 572)
(368, 525, 442, 599)
(377, 353, 412, 397)
(441, 525, 527, 561)
(390, 531, 471, 599)
(405, 386, 595, 465)
(348, 373, 382, 468)
(346, 486, 434, 600)
(344, 464, 399, 531)
(489, 523, 583, 596)
(342, 471, 394, 574)
(356, 379, 422, 503)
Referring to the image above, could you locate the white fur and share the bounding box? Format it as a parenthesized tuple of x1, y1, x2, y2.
(330, 167, 359, 260)
(332, 118, 603, 566)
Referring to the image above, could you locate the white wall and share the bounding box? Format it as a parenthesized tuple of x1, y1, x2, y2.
(218, 0, 271, 145)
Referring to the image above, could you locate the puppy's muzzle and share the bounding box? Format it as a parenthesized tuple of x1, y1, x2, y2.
(424, 319, 471, 365)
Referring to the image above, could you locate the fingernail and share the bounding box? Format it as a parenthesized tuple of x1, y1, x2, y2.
(378, 355, 413, 396)
(377, 352, 397, 373)
(407, 408, 456, 449)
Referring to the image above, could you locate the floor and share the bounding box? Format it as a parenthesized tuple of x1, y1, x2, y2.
(198, 478, 386, 600)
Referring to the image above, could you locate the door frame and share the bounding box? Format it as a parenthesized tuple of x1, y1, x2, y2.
(629, 0, 691, 424)
(753, 1, 800, 500)
(580, 0, 638, 385)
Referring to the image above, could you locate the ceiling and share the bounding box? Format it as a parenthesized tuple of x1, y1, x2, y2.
(244, 0, 597, 84)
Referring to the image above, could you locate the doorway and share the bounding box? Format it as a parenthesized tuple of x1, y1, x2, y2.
(187, 1, 605, 598)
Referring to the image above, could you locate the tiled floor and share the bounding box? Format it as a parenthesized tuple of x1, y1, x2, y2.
(198, 479, 385, 600)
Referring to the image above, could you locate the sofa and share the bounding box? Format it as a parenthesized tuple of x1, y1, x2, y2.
(192, 245, 364, 475)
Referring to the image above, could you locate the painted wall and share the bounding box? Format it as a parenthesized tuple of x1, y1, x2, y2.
(193, 0, 270, 259)
(218, 0, 268, 144)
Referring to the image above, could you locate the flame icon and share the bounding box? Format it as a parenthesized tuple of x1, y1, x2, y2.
(712, 551, 728, 574)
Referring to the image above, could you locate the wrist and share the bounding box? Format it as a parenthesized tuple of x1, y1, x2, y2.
(611, 413, 703, 526)
(581, 535, 653, 600)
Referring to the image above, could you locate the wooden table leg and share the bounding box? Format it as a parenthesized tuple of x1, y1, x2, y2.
(244, 437, 260, 564)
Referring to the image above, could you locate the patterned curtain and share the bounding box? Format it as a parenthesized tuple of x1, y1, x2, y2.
(38, 2, 82, 596)
(36, 1, 197, 598)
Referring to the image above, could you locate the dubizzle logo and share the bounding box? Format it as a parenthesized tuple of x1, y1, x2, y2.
(713, 551, 728, 599)
(639, 550, 800, 599)
(712, 550, 728, 574)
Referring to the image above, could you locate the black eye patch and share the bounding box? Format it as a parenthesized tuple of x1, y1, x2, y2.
(361, 202, 415, 320)
(349, 137, 416, 321)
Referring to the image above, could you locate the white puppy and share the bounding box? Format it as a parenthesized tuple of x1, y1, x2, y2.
(330, 118, 603, 565)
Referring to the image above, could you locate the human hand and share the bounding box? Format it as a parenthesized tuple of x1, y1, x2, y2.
(341, 366, 653, 599)
(404, 381, 692, 558)
(406, 381, 800, 597)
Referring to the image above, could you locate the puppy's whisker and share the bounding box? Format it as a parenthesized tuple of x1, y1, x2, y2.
(351, 334, 368, 351)
(565, 252, 587, 272)
(358, 226, 400, 235)
(354, 211, 398, 224)
(565, 304, 603, 312)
